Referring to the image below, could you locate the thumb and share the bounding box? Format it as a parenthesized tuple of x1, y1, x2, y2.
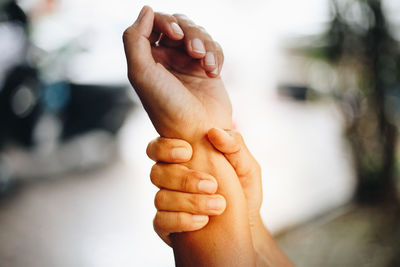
(207, 128, 259, 178)
(123, 6, 156, 86)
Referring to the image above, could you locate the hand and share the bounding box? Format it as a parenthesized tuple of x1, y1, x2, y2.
(147, 128, 262, 246)
(124, 7, 255, 265)
(148, 136, 226, 246)
(123, 6, 231, 140)
(147, 130, 294, 266)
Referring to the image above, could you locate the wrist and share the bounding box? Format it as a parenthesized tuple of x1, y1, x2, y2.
(250, 214, 295, 267)
(250, 214, 271, 255)
(250, 213, 266, 242)
(172, 132, 257, 266)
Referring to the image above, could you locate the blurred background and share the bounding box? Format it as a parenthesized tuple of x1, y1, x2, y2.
(0, 0, 399, 266)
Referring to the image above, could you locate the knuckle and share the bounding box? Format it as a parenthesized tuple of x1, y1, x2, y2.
(123, 26, 140, 43)
(122, 27, 132, 43)
(153, 213, 161, 228)
(189, 194, 203, 212)
(154, 212, 166, 230)
(152, 217, 159, 231)
(154, 190, 166, 210)
(180, 172, 190, 192)
(146, 140, 154, 159)
(150, 164, 161, 185)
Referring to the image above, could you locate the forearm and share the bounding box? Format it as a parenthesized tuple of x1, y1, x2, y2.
(251, 215, 294, 267)
(171, 136, 256, 266)
(124, 6, 255, 265)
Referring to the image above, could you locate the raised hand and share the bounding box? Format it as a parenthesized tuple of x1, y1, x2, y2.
(123, 6, 255, 266)
(123, 6, 231, 140)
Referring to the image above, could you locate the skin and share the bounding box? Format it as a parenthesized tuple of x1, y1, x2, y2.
(147, 128, 294, 267)
(123, 6, 255, 266)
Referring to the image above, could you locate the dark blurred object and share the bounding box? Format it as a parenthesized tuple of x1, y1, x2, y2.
(0, 1, 133, 149)
(295, 0, 400, 204)
(0, 0, 28, 26)
(0, 1, 34, 147)
(62, 84, 132, 140)
(278, 85, 308, 101)
(0, 0, 29, 86)
(0, 67, 133, 146)
(0, 65, 41, 147)
(0, 1, 134, 191)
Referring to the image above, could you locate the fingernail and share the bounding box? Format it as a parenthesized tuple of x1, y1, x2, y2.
(171, 147, 190, 160)
(214, 128, 231, 138)
(207, 198, 225, 210)
(171, 22, 184, 36)
(191, 38, 206, 54)
(192, 215, 208, 223)
(198, 180, 217, 194)
(210, 67, 219, 75)
(205, 52, 215, 66)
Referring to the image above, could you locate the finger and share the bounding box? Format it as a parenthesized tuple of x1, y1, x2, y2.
(153, 12, 184, 42)
(155, 190, 226, 215)
(216, 42, 224, 70)
(146, 137, 192, 163)
(207, 128, 240, 153)
(207, 41, 224, 78)
(171, 14, 222, 76)
(201, 40, 218, 73)
(123, 6, 156, 84)
(151, 45, 207, 78)
(207, 128, 261, 177)
(173, 14, 207, 59)
(158, 34, 185, 48)
(150, 163, 218, 194)
(153, 211, 209, 246)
